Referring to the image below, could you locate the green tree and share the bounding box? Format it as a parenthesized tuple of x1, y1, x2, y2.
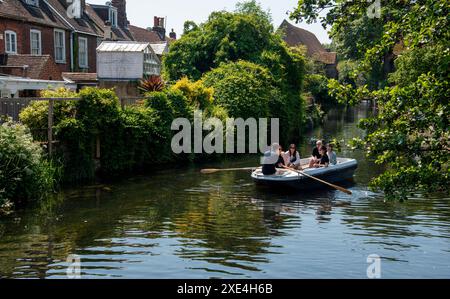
(164, 1, 306, 143)
(163, 1, 303, 90)
(292, 0, 450, 199)
(202, 61, 274, 120)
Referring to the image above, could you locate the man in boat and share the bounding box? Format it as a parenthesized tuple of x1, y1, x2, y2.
(312, 146, 330, 168)
(309, 140, 323, 168)
(262, 143, 286, 175)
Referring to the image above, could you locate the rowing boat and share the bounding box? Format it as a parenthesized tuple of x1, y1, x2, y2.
(251, 158, 358, 190)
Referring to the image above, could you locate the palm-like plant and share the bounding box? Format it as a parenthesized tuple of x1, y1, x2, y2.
(139, 75, 165, 93)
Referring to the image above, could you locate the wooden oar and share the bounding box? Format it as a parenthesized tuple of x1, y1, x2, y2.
(201, 167, 256, 174)
(282, 165, 352, 195)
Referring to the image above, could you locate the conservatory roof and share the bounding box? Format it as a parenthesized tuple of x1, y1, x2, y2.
(149, 42, 169, 56)
(97, 41, 150, 52)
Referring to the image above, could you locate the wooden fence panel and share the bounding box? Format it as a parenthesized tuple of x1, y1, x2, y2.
(0, 97, 146, 155)
(0, 98, 31, 121)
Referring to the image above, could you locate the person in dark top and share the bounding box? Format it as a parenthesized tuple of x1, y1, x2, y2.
(277, 147, 286, 167)
(262, 144, 285, 175)
(309, 140, 323, 168)
(313, 146, 330, 168)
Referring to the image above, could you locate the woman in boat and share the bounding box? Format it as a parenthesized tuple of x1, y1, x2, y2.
(309, 140, 323, 168)
(327, 144, 338, 166)
(313, 146, 330, 168)
(285, 144, 301, 170)
(262, 143, 286, 175)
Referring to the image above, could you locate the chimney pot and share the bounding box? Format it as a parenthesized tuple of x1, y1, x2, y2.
(169, 29, 177, 40)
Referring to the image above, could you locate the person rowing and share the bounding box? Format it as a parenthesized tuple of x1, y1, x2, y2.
(262, 143, 286, 175)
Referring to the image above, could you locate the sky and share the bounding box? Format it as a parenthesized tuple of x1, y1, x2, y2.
(88, 0, 332, 44)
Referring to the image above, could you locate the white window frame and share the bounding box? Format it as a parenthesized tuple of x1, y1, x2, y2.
(5, 30, 17, 54)
(30, 29, 42, 55)
(54, 29, 66, 63)
(78, 36, 88, 68)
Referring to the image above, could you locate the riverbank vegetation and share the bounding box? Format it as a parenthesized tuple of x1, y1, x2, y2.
(0, 119, 60, 214)
(291, 0, 449, 199)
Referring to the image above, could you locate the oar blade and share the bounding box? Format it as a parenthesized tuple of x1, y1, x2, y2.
(339, 188, 352, 195)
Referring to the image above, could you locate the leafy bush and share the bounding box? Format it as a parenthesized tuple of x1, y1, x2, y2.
(337, 60, 359, 86)
(19, 88, 77, 141)
(163, 1, 305, 95)
(171, 77, 214, 110)
(0, 119, 59, 209)
(202, 61, 274, 120)
(304, 74, 337, 106)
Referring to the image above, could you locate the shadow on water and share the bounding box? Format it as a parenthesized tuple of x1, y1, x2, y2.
(0, 103, 449, 278)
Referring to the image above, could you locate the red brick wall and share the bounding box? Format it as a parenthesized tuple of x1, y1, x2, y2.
(0, 18, 71, 73)
(0, 18, 102, 74)
(43, 58, 63, 80)
(4, 58, 63, 81)
(73, 33, 98, 73)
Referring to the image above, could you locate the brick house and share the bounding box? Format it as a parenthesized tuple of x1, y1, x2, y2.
(3, 54, 63, 80)
(0, 0, 175, 96)
(0, 0, 104, 77)
(0, 0, 71, 75)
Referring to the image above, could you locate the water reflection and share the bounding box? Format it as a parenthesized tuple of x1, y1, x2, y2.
(0, 104, 449, 278)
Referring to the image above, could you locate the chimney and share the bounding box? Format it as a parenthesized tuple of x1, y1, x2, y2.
(152, 16, 166, 40)
(111, 0, 128, 28)
(169, 29, 176, 40)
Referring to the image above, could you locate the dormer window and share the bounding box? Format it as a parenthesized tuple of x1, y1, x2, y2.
(25, 0, 39, 7)
(109, 7, 118, 28)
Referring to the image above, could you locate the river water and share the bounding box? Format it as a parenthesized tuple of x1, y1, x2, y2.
(1, 103, 449, 279)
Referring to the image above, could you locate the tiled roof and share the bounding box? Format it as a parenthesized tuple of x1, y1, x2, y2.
(279, 20, 337, 65)
(110, 26, 134, 41)
(45, 0, 104, 37)
(89, 3, 134, 41)
(5, 54, 62, 80)
(128, 25, 165, 43)
(0, 0, 67, 29)
(313, 51, 337, 65)
(62, 72, 98, 82)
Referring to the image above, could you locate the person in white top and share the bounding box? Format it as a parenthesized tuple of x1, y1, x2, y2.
(284, 144, 302, 170)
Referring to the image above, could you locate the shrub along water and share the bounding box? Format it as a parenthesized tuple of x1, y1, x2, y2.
(19, 80, 229, 184)
(0, 119, 60, 212)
